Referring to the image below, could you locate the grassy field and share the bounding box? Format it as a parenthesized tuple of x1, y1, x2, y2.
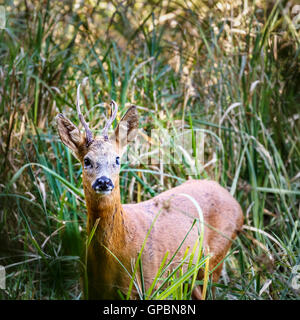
(0, 0, 299, 300)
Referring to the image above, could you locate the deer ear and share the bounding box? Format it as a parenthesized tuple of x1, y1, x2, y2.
(114, 106, 139, 150)
(56, 113, 85, 158)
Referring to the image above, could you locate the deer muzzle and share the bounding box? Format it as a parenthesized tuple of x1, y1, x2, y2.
(92, 176, 114, 194)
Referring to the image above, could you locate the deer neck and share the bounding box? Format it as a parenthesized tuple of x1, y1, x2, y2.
(85, 181, 126, 247)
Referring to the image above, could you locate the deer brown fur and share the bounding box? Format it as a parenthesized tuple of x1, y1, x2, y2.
(56, 100, 244, 300)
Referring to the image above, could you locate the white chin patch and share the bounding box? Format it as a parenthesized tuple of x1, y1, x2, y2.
(95, 190, 112, 196)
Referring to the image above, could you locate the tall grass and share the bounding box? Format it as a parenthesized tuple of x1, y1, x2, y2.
(0, 0, 299, 299)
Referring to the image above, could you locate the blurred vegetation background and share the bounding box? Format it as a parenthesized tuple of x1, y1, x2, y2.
(0, 0, 299, 299)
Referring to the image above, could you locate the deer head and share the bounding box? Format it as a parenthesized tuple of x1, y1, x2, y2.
(56, 86, 139, 198)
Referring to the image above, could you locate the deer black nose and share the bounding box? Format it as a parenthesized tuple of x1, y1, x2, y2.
(92, 176, 114, 192)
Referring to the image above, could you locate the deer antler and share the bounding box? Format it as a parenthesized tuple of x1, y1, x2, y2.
(102, 100, 118, 141)
(76, 78, 93, 147)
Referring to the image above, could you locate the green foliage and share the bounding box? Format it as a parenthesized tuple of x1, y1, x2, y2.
(0, 0, 299, 300)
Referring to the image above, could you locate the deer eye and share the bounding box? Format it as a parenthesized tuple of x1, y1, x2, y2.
(84, 157, 92, 168)
(116, 156, 120, 165)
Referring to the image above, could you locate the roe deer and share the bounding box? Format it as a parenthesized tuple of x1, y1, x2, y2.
(56, 87, 244, 300)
